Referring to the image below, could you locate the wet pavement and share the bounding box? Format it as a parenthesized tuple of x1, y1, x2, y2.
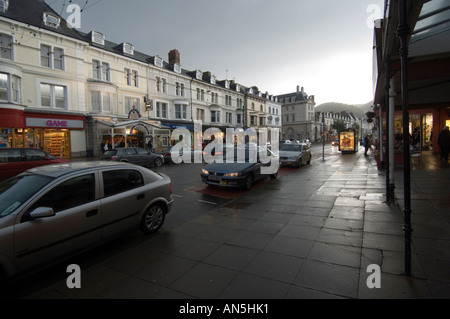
(17, 149, 450, 299)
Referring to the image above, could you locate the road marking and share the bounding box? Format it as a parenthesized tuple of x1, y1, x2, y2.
(198, 200, 217, 205)
(173, 194, 183, 198)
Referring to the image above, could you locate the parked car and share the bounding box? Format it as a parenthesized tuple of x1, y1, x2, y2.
(0, 161, 173, 289)
(279, 142, 312, 167)
(299, 139, 311, 147)
(332, 139, 339, 146)
(200, 146, 279, 190)
(0, 148, 69, 182)
(101, 147, 164, 167)
(158, 146, 204, 164)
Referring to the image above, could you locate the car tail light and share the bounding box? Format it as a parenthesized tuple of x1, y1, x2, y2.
(111, 156, 119, 161)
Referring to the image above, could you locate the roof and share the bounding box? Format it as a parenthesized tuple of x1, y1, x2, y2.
(27, 161, 131, 178)
(0, 0, 86, 41)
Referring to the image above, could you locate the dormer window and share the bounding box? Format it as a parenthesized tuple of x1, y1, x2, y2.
(173, 63, 181, 74)
(195, 70, 202, 80)
(0, 0, 9, 12)
(43, 13, 60, 29)
(236, 84, 240, 92)
(91, 31, 105, 46)
(225, 80, 230, 89)
(210, 75, 216, 85)
(122, 42, 134, 55)
(154, 56, 163, 68)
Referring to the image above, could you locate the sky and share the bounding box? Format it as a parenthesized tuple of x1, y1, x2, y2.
(46, 0, 385, 106)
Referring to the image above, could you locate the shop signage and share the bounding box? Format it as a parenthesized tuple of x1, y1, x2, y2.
(26, 117, 84, 129)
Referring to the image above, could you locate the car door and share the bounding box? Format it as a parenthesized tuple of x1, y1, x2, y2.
(0, 149, 24, 181)
(135, 148, 152, 166)
(100, 168, 147, 240)
(13, 173, 102, 273)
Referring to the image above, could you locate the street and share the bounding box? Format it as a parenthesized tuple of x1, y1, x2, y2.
(8, 143, 341, 298)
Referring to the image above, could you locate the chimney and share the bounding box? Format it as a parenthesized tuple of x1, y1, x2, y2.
(297, 85, 300, 93)
(169, 49, 180, 65)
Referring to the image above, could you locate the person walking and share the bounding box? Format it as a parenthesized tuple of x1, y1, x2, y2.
(438, 126, 450, 161)
(363, 135, 370, 157)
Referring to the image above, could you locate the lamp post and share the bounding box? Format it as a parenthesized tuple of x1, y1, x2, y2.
(397, 0, 412, 276)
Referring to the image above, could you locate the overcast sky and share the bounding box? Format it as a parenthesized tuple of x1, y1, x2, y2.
(47, 0, 385, 106)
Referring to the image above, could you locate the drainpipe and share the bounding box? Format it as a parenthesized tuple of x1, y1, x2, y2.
(385, 55, 391, 203)
(389, 77, 396, 198)
(397, 0, 412, 277)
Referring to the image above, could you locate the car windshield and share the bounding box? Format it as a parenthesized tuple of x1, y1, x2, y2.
(0, 174, 54, 218)
(280, 144, 303, 152)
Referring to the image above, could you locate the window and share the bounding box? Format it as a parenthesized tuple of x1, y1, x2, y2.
(91, 91, 101, 112)
(43, 13, 60, 29)
(40, 44, 51, 68)
(175, 104, 187, 119)
(53, 48, 64, 70)
(211, 110, 220, 123)
(176, 82, 184, 96)
(92, 60, 110, 81)
(156, 102, 167, 118)
(196, 108, 205, 122)
(103, 170, 144, 197)
(40, 83, 66, 109)
(25, 149, 51, 161)
(0, 33, 13, 60)
(236, 114, 242, 124)
(124, 97, 140, 114)
(91, 31, 105, 46)
(226, 112, 232, 124)
(124, 69, 138, 87)
(155, 76, 167, 93)
(31, 174, 95, 213)
(250, 116, 257, 126)
(0, 0, 9, 13)
(225, 95, 232, 106)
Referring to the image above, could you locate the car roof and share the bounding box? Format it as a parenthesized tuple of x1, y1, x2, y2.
(25, 161, 136, 178)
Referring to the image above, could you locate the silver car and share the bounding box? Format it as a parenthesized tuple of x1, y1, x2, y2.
(0, 161, 173, 287)
(279, 142, 312, 167)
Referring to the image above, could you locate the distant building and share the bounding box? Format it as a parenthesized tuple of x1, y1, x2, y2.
(277, 86, 317, 141)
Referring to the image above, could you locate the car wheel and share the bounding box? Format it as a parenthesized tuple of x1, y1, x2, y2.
(244, 174, 254, 190)
(140, 203, 166, 234)
(307, 156, 311, 165)
(154, 157, 163, 167)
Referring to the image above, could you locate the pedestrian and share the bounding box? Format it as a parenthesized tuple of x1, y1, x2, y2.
(363, 135, 370, 156)
(147, 139, 153, 152)
(438, 126, 450, 161)
(101, 140, 107, 154)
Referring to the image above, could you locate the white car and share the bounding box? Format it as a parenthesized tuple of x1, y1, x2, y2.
(0, 161, 173, 289)
(279, 143, 312, 167)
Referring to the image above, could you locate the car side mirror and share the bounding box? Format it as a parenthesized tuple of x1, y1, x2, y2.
(29, 207, 55, 219)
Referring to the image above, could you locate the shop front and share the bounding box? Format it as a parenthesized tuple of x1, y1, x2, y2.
(92, 119, 170, 157)
(0, 107, 85, 158)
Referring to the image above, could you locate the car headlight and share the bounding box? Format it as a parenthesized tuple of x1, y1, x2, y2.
(224, 172, 241, 177)
(202, 168, 209, 175)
